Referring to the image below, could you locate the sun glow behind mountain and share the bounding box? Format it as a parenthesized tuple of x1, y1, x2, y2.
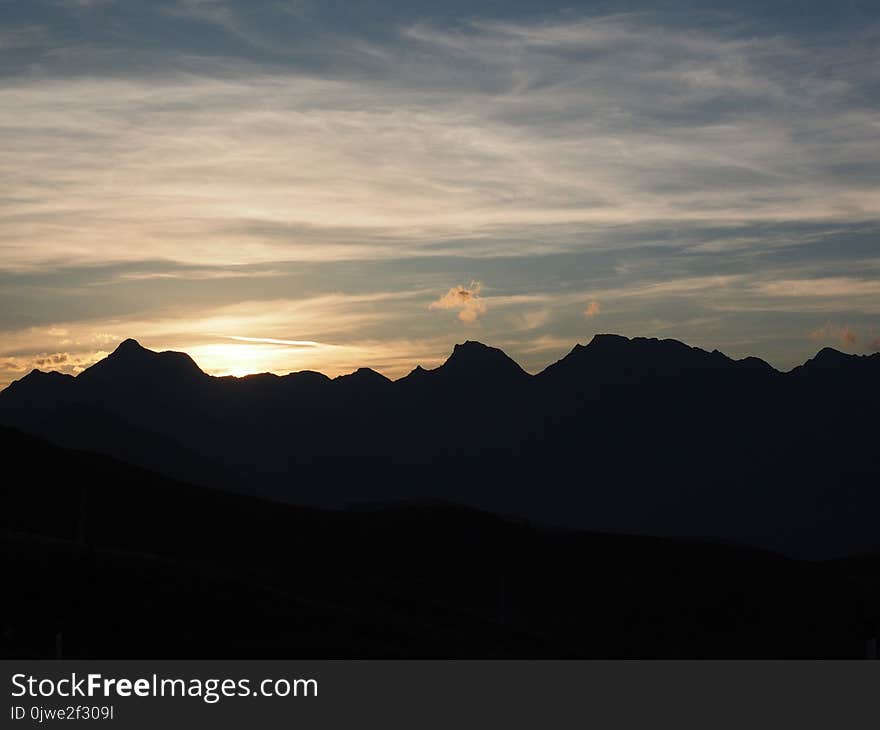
(184, 343, 294, 378)
(175, 339, 448, 381)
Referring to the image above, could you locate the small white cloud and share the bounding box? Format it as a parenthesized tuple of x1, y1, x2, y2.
(429, 281, 488, 324)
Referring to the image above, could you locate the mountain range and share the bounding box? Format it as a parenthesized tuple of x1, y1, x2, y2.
(2, 334, 879, 558)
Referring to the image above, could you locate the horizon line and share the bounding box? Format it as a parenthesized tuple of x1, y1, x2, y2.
(7, 333, 879, 391)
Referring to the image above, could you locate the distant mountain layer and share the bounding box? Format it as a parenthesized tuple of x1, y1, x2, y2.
(1, 335, 878, 558)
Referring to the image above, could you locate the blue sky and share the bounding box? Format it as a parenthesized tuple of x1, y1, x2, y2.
(1, 0, 878, 384)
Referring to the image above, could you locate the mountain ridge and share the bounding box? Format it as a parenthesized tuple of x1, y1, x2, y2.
(8, 333, 877, 391)
(1, 333, 877, 559)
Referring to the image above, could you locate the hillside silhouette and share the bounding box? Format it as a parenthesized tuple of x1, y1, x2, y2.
(1, 335, 879, 559)
(3, 426, 877, 658)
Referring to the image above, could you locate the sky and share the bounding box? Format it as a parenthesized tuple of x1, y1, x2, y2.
(1, 0, 879, 387)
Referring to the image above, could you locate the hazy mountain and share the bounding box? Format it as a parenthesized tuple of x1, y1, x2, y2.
(1, 335, 878, 558)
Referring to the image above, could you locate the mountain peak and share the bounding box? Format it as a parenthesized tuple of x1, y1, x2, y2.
(398, 342, 529, 387)
(338, 367, 390, 382)
(398, 364, 429, 383)
(539, 333, 742, 383)
(79, 339, 206, 384)
(449, 340, 494, 359)
(22, 368, 75, 382)
(3, 368, 75, 395)
(333, 367, 392, 394)
(443, 341, 528, 378)
(586, 333, 630, 348)
(792, 346, 880, 380)
(113, 338, 147, 354)
(737, 356, 778, 374)
(448, 340, 503, 359)
(107, 338, 155, 363)
(795, 347, 851, 373)
(814, 346, 847, 362)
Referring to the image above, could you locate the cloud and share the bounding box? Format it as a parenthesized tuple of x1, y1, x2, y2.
(753, 278, 880, 299)
(808, 323, 858, 348)
(105, 268, 284, 283)
(1, 7, 880, 383)
(0, 25, 47, 50)
(54, 0, 117, 8)
(584, 301, 601, 319)
(34, 352, 70, 366)
(223, 336, 322, 347)
(429, 282, 487, 323)
(1, 12, 879, 271)
(580, 275, 746, 303)
(512, 308, 551, 332)
(2, 350, 107, 379)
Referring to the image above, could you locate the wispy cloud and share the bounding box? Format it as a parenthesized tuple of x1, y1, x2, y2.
(753, 278, 880, 299)
(1, 12, 878, 271)
(222, 335, 322, 347)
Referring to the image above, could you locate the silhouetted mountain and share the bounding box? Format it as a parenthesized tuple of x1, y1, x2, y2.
(333, 367, 393, 398)
(537, 333, 773, 390)
(1, 335, 878, 558)
(79, 338, 207, 387)
(3, 426, 876, 659)
(736, 355, 779, 375)
(0, 369, 76, 425)
(401, 340, 529, 387)
(790, 347, 880, 384)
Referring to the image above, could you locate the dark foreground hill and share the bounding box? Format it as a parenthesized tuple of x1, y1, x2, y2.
(3, 426, 878, 659)
(1, 335, 879, 558)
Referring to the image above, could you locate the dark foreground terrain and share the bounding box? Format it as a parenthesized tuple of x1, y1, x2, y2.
(3, 427, 879, 659)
